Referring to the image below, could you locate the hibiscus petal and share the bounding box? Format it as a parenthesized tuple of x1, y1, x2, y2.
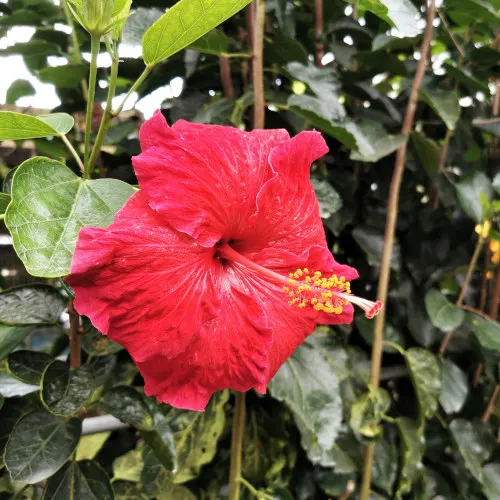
(67, 191, 273, 410)
(132, 114, 290, 247)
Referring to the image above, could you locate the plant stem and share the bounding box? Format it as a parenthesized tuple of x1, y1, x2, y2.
(60, 134, 84, 173)
(83, 35, 100, 169)
(359, 2, 437, 498)
(219, 55, 235, 98)
(229, 391, 246, 500)
(61, 0, 88, 99)
(438, 128, 452, 172)
(482, 384, 500, 423)
(314, 0, 324, 67)
(439, 235, 486, 357)
(490, 266, 500, 319)
(112, 66, 152, 116)
(85, 39, 120, 178)
(68, 299, 81, 369)
(252, 0, 265, 129)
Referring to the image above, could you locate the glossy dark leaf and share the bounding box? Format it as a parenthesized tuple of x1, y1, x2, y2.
(469, 313, 500, 351)
(425, 289, 465, 332)
(0, 325, 37, 359)
(7, 350, 53, 384)
(456, 172, 493, 223)
(439, 359, 468, 414)
(4, 410, 81, 483)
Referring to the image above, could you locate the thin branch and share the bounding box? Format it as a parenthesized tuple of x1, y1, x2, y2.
(83, 35, 100, 169)
(219, 56, 235, 98)
(482, 384, 500, 423)
(68, 300, 81, 369)
(228, 392, 246, 500)
(479, 244, 491, 311)
(359, 2, 437, 498)
(338, 480, 356, 500)
(438, 128, 452, 172)
(252, 0, 265, 129)
(489, 266, 500, 319)
(438, 11, 465, 57)
(459, 304, 491, 320)
(314, 0, 324, 67)
(60, 134, 84, 173)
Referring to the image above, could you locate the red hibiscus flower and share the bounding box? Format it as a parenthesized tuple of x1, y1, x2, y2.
(66, 111, 381, 411)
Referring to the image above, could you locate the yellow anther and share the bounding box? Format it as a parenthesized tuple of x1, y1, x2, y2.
(288, 279, 296, 285)
(289, 273, 294, 278)
(289, 291, 295, 297)
(311, 298, 318, 305)
(303, 268, 309, 274)
(283, 286, 289, 292)
(305, 276, 312, 283)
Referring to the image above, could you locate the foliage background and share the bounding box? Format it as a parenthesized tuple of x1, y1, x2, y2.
(0, 0, 500, 499)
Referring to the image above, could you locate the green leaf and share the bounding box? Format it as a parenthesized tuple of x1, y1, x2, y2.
(7, 350, 53, 384)
(356, 315, 405, 353)
(39, 64, 88, 89)
(41, 360, 94, 416)
(168, 389, 228, 482)
(269, 343, 342, 466)
(483, 463, 500, 500)
(113, 449, 144, 482)
(0, 193, 11, 215)
(0, 40, 60, 57)
(352, 226, 400, 270)
(0, 398, 30, 465)
(266, 33, 308, 65)
(350, 121, 406, 162)
(410, 132, 440, 175)
(396, 418, 425, 497)
(142, 0, 252, 66)
(0, 325, 37, 359)
(450, 419, 494, 483)
(75, 432, 110, 461)
(6, 79, 35, 105)
(424, 289, 465, 332)
(310, 178, 342, 218)
(493, 172, 500, 195)
(0, 111, 73, 140)
(372, 439, 398, 496)
(439, 359, 468, 414)
(43, 460, 114, 500)
(419, 88, 460, 130)
(345, 0, 420, 37)
(404, 348, 441, 421)
(5, 157, 135, 277)
(102, 386, 154, 431)
(4, 410, 81, 484)
(443, 62, 490, 93)
(188, 29, 229, 55)
(0, 284, 66, 326)
(350, 388, 391, 439)
(113, 481, 148, 500)
(469, 313, 500, 351)
(81, 322, 123, 356)
(456, 172, 493, 222)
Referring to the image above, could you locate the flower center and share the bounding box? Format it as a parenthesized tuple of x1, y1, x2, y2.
(218, 244, 382, 319)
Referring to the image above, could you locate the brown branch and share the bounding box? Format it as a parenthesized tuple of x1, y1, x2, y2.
(438, 11, 465, 57)
(489, 266, 500, 319)
(68, 300, 81, 369)
(219, 56, 235, 98)
(252, 0, 265, 129)
(480, 245, 491, 311)
(314, 0, 324, 67)
(359, 3, 437, 498)
(438, 128, 452, 172)
(338, 480, 356, 500)
(482, 384, 500, 423)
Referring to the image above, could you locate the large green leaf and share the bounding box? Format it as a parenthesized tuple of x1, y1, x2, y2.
(345, 0, 420, 37)
(350, 121, 406, 162)
(0, 285, 66, 326)
(43, 460, 114, 500)
(424, 289, 465, 332)
(41, 360, 94, 416)
(0, 111, 73, 140)
(7, 350, 53, 385)
(310, 178, 342, 218)
(419, 88, 460, 130)
(483, 463, 500, 500)
(456, 172, 493, 222)
(102, 386, 154, 431)
(0, 325, 37, 360)
(469, 313, 500, 351)
(113, 449, 144, 482)
(0, 193, 11, 215)
(450, 419, 494, 483)
(142, 0, 252, 66)
(188, 29, 229, 55)
(268, 343, 342, 466)
(4, 410, 81, 484)
(5, 157, 135, 277)
(411, 132, 440, 175)
(168, 390, 228, 483)
(6, 79, 35, 105)
(395, 417, 425, 498)
(439, 359, 468, 414)
(39, 64, 88, 89)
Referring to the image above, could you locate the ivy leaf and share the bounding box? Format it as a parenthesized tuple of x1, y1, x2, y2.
(0, 285, 66, 326)
(41, 360, 95, 416)
(102, 386, 154, 431)
(439, 359, 468, 414)
(345, 0, 420, 37)
(43, 460, 114, 500)
(142, 0, 252, 66)
(168, 389, 228, 482)
(5, 157, 135, 277)
(456, 172, 493, 223)
(419, 88, 460, 130)
(0, 325, 37, 359)
(424, 289, 465, 332)
(395, 417, 425, 498)
(0, 111, 73, 140)
(450, 419, 494, 483)
(4, 410, 81, 483)
(469, 313, 500, 351)
(404, 347, 441, 422)
(269, 343, 342, 466)
(7, 350, 53, 384)
(6, 79, 35, 104)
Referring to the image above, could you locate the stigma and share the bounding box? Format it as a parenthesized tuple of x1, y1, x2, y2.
(283, 268, 382, 319)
